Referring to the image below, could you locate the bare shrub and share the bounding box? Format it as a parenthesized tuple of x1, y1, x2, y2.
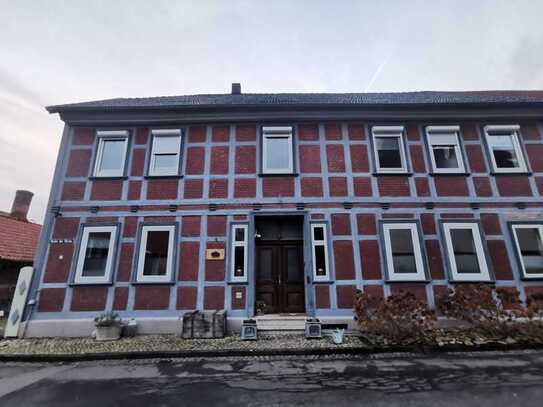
(354, 290, 436, 345)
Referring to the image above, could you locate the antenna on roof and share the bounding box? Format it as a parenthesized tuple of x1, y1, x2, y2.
(231, 83, 241, 95)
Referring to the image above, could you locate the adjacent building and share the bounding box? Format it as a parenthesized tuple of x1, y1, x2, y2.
(22, 86, 543, 336)
(0, 191, 41, 312)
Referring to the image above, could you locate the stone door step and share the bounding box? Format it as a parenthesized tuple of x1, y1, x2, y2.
(256, 314, 306, 331)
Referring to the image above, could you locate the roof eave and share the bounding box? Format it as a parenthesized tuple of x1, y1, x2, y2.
(45, 101, 543, 115)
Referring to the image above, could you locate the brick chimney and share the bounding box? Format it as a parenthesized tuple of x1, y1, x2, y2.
(10, 190, 33, 221)
(231, 83, 241, 95)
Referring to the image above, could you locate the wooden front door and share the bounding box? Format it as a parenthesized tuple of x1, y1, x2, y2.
(255, 241, 305, 314)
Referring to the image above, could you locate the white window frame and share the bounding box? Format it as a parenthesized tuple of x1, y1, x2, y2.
(230, 224, 249, 283)
(372, 126, 408, 173)
(262, 126, 294, 174)
(511, 223, 543, 279)
(311, 223, 330, 281)
(148, 129, 182, 177)
(382, 222, 426, 281)
(74, 225, 117, 284)
(426, 125, 466, 173)
(93, 130, 129, 177)
(136, 225, 175, 283)
(442, 222, 491, 282)
(484, 125, 527, 173)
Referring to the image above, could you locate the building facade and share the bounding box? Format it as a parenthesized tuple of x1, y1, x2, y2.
(23, 88, 543, 337)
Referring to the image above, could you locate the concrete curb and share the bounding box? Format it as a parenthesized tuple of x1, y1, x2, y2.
(0, 341, 542, 362)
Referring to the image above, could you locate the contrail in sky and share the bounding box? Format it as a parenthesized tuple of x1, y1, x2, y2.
(364, 54, 392, 92)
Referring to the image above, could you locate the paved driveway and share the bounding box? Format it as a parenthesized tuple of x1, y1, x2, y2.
(1, 350, 542, 406)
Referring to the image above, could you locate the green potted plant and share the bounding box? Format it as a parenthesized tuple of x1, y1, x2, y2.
(94, 311, 122, 341)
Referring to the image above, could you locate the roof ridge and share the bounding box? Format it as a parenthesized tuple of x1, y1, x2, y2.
(0, 212, 40, 225)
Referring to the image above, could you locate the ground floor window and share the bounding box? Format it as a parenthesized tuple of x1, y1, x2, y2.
(511, 223, 543, 279)
(311, 223, 330, 281)
(230, 224, 248, 282)
(136, 225, 175, 283)
(442, 222, 491, 282)
(74, 225, 118, 284)
(381, 222, 426, 281)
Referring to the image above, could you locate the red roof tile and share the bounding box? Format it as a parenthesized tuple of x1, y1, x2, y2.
(0, 214, 42, 262)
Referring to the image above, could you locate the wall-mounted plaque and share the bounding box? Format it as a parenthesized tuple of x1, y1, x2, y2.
(206, 248, 225, 260)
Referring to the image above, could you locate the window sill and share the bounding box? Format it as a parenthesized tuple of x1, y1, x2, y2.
(447, 279, 495, 284)
(227, 281, 249, 285)
(144, 175, 184, 179)
(69, 282, 113, 287)
(131, 281, 176, 286)
(372, 172, 413, 177)
(258, 173, 299, 177)
(89, 176, 128, 180)
(312, 280, 334, 285)
(386, 279, 430, 284)
(429, 172, 471, 177)
(520, 276, 543, 281)
(490, 171, 532, 176)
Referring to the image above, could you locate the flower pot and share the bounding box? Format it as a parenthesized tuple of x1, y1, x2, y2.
(95, 324, 122, 341)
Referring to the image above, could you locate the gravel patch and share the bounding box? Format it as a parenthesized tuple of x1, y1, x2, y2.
(0, 334, 365, 356)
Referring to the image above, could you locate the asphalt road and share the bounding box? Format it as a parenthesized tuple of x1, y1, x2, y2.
(1, 350, 542, 406)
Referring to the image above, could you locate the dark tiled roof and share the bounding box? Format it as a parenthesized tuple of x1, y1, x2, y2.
(0, 214, 41, 262)
(46, 90, 543, 113)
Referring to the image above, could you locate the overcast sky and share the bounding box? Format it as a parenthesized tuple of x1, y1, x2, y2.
(1, 0, 542, 222)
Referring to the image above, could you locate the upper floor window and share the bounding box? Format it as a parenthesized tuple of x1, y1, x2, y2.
(511, 223, 543, 279)
(372, 126, 408, 173)
(311, 223, 330, 281)
(426, 126, 465, 173)
(382, 222, 426, 281)
(484, 125, 527, 173)
(442, 222, 491, 282)
(230, 224, 248, 282)
(93, 130, 129, 177)
(262, 126, 294, 174)
(149, 129, 182, 176)
(136, 225, 175, 283)
(74, 225, 117, 284)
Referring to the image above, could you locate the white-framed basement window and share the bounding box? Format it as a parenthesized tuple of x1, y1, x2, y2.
(93, 130, 129, 177)
(230, 224, 248, 282)
(74, 225, 118, 284)
(149, 129, 182, 176)
(426, 126, 466, 173)
(484, 125, 527, 173)
(442, 222, 491, 282)
(372, 126, 408, 173)
(311, 223, 330, 281)
(511, 223, 543, 279)
(382, 222, 426, 281)
(136, 225, 175, 283)
(262, 126, 294, 174)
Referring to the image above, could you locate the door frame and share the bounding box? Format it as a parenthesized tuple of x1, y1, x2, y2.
(247, 211, 313, 317)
